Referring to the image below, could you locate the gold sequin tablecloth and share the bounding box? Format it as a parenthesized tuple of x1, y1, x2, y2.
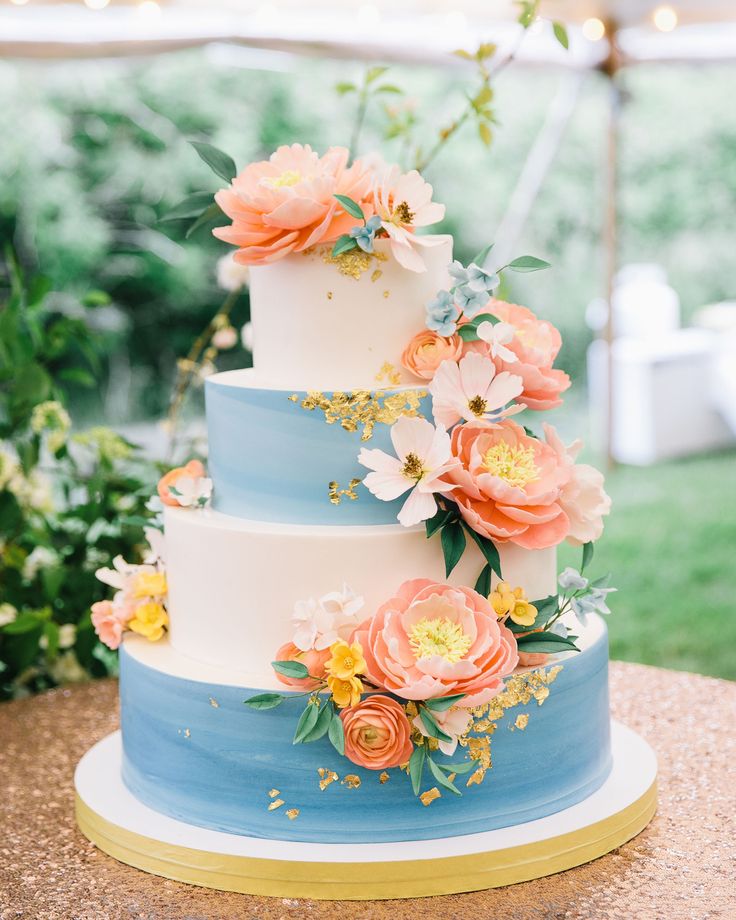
(1, 663, 734, 920)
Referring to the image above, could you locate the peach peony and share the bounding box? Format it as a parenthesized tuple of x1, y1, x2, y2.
(354, 579, 518, 707)
(543, 424, 611, 546)
(157, 459, 209, 508)
(213, 144, 372, 265)
(486, 299, 570, 411)
(341, 695, 414, 770)
(448, 419, 571, 550)
(91, 600, 129, 651)
(401, 329, 464, 381)
(274, 641, 330, 691)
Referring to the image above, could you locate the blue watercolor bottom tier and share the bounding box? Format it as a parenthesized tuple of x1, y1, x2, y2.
(119, 624, 612, 844)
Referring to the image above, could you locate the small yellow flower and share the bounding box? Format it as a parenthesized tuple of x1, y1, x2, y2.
(325, 640, 366, 680)
(490, 582, 538, 627)
(327, 675, 363, 708)
(132, 571, 168, 599)
(509, 599, 537, 627)
(128, 601, 169, 642)
(490, 581, 516, 617)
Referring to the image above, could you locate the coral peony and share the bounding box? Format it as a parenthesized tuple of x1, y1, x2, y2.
(213, 144, 372, 265)
(543, 424, 611, 546)
(91, 600, 129, 651)
(274, 641, 330, 691)
(448, 419, 571, 550)
(354, 579, 518, 707)
(341, 695, 414, 770)
(486, 299, 570, 411)
(401, 328, 464, 381)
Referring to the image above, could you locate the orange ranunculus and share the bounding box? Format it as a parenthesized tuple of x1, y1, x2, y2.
(341, 695, 414, 770)
(401, 328, 464, 381)
(273, 641, 330, 692)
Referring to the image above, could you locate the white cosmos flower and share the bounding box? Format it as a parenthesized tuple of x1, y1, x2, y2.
(292, 584, 365, 652)
(168, 475, 213, 508)
(412, 706, 473, 756)
(358, 415, 459, 527)
(429, 351, 525, 429)
(476, 320, 518, 363)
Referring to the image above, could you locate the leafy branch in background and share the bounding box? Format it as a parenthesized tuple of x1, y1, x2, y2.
(336, 66, 404, 158)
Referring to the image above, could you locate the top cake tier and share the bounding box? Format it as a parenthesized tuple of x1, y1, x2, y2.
(247, 235, 452, 390)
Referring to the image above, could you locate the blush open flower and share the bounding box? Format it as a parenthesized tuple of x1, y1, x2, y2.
(291, 585, 364, 652)
(486, 299, 571, 411)
(476, 321, 518, 364)
(358, 415, 460, 527)
(341, 695, 414, 770)
(370, 164, 445, 272)
(353, 579, 519, 707)
(447, 419, 571, 550)
(91, 600, 130, 651)
(157, 460, 211, 508)
(213, 144, 373, 265)
(429, 352, 525, 429)
(413, 705, 472, 756)
(274, 641, 330, 691)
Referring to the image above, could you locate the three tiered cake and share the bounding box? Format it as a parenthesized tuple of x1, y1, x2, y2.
(75, 145, 657, 899)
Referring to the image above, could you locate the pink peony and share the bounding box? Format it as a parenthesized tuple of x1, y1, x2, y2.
(448, 419, 571, 550)
(401, 329, 464, 381)
(354, 579, 518, 707)
(487, 299, 570, 411)
(274, 641, 331, 691)
(543, 424, 611, 546)
(91, 600, 129, 651)
(341, 695, 414, 770)
(213, 144, 372, 265)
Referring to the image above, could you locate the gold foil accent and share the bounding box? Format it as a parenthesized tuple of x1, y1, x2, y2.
(285, 808, 300, 820)
(268, 789, 280, 799)
(208, 697, 219, 708)
(292, 388, 426, 441)
(371, 269, 383, 283)
(177, 728, 191, 738)
(318, 768, 339, 790)
(375, 362, 402, 386)
(343, 774, 361, 789)
(514, 713, 529, 731)
(287, 394, 298, 402)
(268, 799, 285, 811)
(327, 291, 333, 300)
(383, 290, 390, 298)
(328, 478, 362, 505)
(379, 771, 390, 784)
(420, 788, 441, 806)
(321, 246, 387, 280)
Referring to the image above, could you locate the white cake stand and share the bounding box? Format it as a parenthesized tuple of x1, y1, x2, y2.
(75, 721, 657, 900)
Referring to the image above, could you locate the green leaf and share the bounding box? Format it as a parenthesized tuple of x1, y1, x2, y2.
(462, 524, 502, 578)
(331, 234, 358, 258)
(425, 693, 466, 712)
(328, 710, 345, 755)
(474, 564, 492, 598)
(582, 541, 595, 572)
(15, 362, 51, 404)
(419, 707, 453, 743)
(334, 194, 365, 221)
(471, 243, 494, 266)
(505, 255, 551, 273)
(530, 595, 559, 621)
(553, 21, 569, 49)
(425, 506, 456, 539)
(457, 324, 479, 342)
(428, 757, 462, 796)
(375, 84, 403, 94)
(42, 621, 60, 659)
(335, 81, 357, 95)
(516, 632, 580, 653)
(293, 702, 321, 744)
(160, 191, 216, 222)
(185, 202, 223, 239)
(301, 703, 334, 742)
(478, 121, 493, 148)
(440, 520, 466, 577)
(409, 745, 426, 796)
(436, 760, 475, 775)
(243, 693, 286, 710)
(58, 368, 96, 388)
(81, 290, 111, 308)
(189, 141, 237, 182)
(590, 573, 612, 588)
(365, 65, 389, 84)
(271, 659, 309, 679)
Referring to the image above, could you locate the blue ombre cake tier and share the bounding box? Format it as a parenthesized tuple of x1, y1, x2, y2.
(119, 616, 612, 845)
(205, 369, 431, 524)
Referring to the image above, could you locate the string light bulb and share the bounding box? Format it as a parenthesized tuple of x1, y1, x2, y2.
(582, 17, 606, 41)
(10, 0, 31, 6)
(84, 0, 110, 8)
(653, 5, 678, 32)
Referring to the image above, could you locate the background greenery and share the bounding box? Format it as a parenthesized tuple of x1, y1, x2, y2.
(1, 47, 734, 691)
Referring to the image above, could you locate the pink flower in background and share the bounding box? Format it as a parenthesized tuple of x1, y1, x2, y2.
(91, 600, 129, 650)
(543, 424, 611, 546)
(370, 164, 445, 272)
(353, 579, 518, 707)
(401, 328, 464, 381)
(213, 144, 373, 265)
(448, 419, 571, 550)
(273, 641, 330, 691)
(486, 299, 571, 410)
(358, 416, 459, 527)
(157, 459, 212, 508)
(429, 352, 524, 429)
(341, 695, 414, 770)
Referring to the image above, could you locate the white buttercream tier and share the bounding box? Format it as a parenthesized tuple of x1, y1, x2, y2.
(163, 506, 558, 680)
(247, 235, 452, 390)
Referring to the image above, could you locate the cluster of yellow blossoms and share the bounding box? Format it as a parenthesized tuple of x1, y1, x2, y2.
(128, 571, 169, 642)
(324, 640, 367, 708)
(489, 582, 538, 627)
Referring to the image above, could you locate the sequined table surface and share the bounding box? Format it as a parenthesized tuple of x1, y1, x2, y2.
(1, 663, 734, 920)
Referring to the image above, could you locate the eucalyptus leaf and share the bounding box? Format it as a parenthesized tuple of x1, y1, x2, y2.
(582, 541, 595, 572)
(271, 659, 309, 679)
(517, 630, 577, 647)
(428, 757, 462, 796)
(243, 693, 286, 710)
(425, 693, 466, 712)
(365, 65, 389, 84)
(456, 324, 479, 342)
(185, 202, 223, 239)
(474, 564, 492, 598)
(301, 702, 333, 742)
(160, 191, 216, 222)
(471, 243, 494, 266)
(516, 633, 580, 654)
(335, 81, 357, 95)
(331, 234, 358, 258)
(505, 255, 551, 273)
(440, 520, 466, 578)
(425, 506, 456, 539)
(409, 744, 426, 796)
(190, 141, 237, 182)
(419, 707, 453, 743)
(436, 760, 475, 775)
(328, 710, 345, 755)
(293, 702, 321, 744)
(334, 194, 365, 221)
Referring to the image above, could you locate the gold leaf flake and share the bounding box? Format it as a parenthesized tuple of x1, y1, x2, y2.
(209, 697, 219, 708)
(466, 768, 486, 787)
(318, 768, 339, 791)
(375, 362, 402, 387)
(287, 394, 298, 402)
(342, 774, 361, 789)
(371, 269, 383, 283)
(321, 246, 387, 280)
(183, 728, 191, 738)
(514, 713, 529, 731)
(285, 808, 300, 820)
(327, 291, 333, 300)
(420, 787, 441, 806)
(383, 290, 390, 298)
(328, 477, 362, 505)
(292, 388, 426, 442)
(268, 789, 280, 799)
(268, 799, 285, 811)
(379, 772, 390, 784)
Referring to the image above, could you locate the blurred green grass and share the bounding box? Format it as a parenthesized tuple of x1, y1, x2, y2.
(559, 451, 736, 681)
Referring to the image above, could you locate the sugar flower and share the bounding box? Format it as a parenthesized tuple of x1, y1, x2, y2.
(401, 328, 464, 381)
(370, 164, 445, 272)
(90, 600, 129, 651)
(358, 415, 460, 527)
(157, 459, 212, 509)
(128, 601, 169, 642)
(558, 567, 588, 591)
(342, 695, 414, 770)
(426, 290, 460, 336)
(328, 675, 364, 709)
(349, 214, 383, 253)
(476, 321, 518, 363)
(412, 705, 472, 756)
(291, 584, 365, 652)
(448, 260, 499, 294)
(325, 639, 367, 681)
(429, 352, 525, 429)
(214, 144, 373, 265)
(489, 582, 538, 627)
(572, 586, 616, 621)
(274, 642, 330, 691)
(353, 579, 519, 707)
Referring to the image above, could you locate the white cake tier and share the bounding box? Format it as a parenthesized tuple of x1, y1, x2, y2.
(163, 506, 558, 681)
(247, 235, 452, 390)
